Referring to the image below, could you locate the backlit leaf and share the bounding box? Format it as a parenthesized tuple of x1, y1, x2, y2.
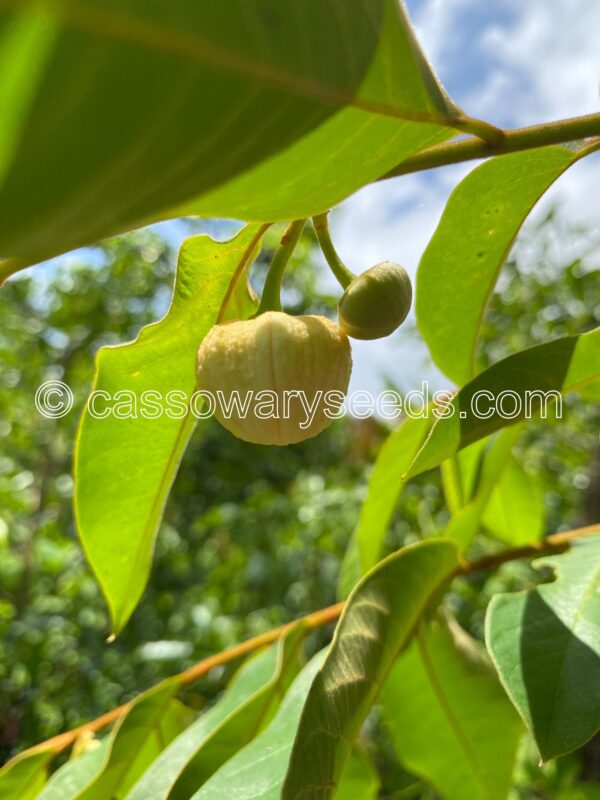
(382, 614, 523, 800)
(338, 414, 431, 597)
(74, 680, 191, 800)
(0, 0, 462, 275)
(416, 142, 600, 385)
(74, 224, 266, 633)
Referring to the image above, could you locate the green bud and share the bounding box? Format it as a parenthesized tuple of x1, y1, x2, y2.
(338, 261, 412, 340)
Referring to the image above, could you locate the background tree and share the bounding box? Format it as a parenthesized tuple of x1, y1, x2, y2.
(1, 216, 598, 798)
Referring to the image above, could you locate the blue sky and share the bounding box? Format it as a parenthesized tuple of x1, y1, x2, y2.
(334, 0, 600, 395)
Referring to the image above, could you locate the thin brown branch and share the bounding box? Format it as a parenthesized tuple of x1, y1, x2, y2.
(462, 523, 600, 575)
(10, 522, 599, 764)
(380, 112, 600, 179)
(17, 601, 344, 759)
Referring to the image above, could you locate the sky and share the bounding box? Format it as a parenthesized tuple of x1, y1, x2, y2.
(332, 0, 600, 395)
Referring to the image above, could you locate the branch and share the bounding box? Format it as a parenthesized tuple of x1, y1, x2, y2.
(21, 601, 343, 758)
(380, 112, 600, 179)
(461, 522, 600, 575)
(13, 523, 599, 761)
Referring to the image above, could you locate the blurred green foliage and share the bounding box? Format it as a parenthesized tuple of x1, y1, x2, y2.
(0, 214, 598, 797)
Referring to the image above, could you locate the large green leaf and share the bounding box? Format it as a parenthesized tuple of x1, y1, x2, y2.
(282, 539, 460, 800)
(338, 414, 431, 597)
(191, 650, 328, 800)
(74, 224, 265, 634)
(0, 0, 463, 275)
(74, 680, 191, 800)
(486, 535, 600, 761)
(406, 328, 600, 479)
(36, 742, 108, 800)
(382, 614, 523, 800)
(416, 142, 600, 385)
(126, 627, 304, 800)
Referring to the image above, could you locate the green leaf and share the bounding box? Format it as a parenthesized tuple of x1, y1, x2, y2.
(416, 142, 600, 385)
(282, 539, 460, 800)
(0, 749, 53, 800)
(74, 224, 265, 634)
(0, 0, 460, 274)
(37, 742, 108, 800)
(125, 626, 305, 800)
(382, 614, 523, 800)
(482, 454, 545, 546)
(406, 328, 600, 480)
(338, 414, 431, 597)
(74, 680, 191, 800)
(191, 650, 328, 800)
(444, 427, 521, 550)
(0, 2, 57, 187)
(333, 748, 380, 800)
(486, 535, 600, 761)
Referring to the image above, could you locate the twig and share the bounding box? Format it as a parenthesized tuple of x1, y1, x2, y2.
(380, 112, 600, 179)
(462, 522, 600, 575)
(18, 602, 343, 758)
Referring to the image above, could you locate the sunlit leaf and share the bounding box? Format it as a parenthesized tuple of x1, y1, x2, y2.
(406, 328, 600, 479)
(191, 650, 328, 800)
(416, 142, 600, 385)
(333, 748, 380, 800)
(482, 454, 545, 546)
(283, 539, 459, 800)
(75, 224, 266, 633)
(338, 414, 431, 597)
(486, 535, 600, 761)
(444, 427, 521, 550)
(0, 749, 53, 800)
(37, 742, 108, 800)
(74, 680, 191, 800)
(382, 614, 523, 800)
(126, 626, 305, 800)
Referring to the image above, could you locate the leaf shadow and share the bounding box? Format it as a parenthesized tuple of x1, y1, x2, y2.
(519, 590, 600, 761)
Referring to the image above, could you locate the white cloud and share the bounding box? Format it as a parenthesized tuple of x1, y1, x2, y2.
(336, 0, 600, 395)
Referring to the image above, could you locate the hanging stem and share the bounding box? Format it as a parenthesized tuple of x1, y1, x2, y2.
(312, 213, 356, 290)
(256, 219, 306, 314)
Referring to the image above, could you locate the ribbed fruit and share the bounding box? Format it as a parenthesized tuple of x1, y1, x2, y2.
(196, 311, 352, 445)
(338, 261, 412, 340)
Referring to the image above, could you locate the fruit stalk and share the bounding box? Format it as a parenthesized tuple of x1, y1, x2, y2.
(257, 219, 306, 314)
(312, 212, 355, 289)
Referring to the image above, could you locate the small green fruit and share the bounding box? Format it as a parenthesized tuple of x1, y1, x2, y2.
(338, 261, 412, 340)
(196, 311, 352, 445)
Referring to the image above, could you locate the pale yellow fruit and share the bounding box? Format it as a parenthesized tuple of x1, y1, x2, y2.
(196, 311, 352, 445)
